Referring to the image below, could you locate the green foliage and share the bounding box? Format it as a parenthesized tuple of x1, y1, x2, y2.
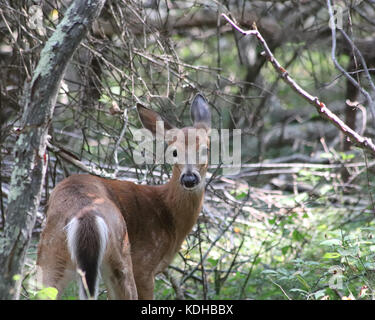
(34, 287, 58, 300)
(151, 151, 375, 300)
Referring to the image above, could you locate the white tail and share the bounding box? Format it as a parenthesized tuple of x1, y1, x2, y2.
(36, 93, 211, 299)
(65, 215, 108, 299)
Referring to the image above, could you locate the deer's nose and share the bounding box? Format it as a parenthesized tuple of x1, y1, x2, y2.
(180, 172, 200, 189)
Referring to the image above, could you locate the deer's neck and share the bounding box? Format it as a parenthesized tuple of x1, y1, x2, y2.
(162, 173, 205, 243)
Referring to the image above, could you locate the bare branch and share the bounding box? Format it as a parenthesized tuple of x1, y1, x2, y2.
(222, 13, 375, 157)
(326, 0, 375, 123)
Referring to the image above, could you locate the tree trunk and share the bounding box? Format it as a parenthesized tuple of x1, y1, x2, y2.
(0, 0, 105, 300)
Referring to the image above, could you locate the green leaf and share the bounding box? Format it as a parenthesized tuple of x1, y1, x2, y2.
(320, 239, 342, 246)
(207, 258, 218, 267)
(292, 230, 304, 242)
(234, 191, 247, 200)
(317, 224, 328, 231)
(314, 289, 327, 300)
(295, 192, 308, 203)
(322, 252, 341, 259)
(268, 217, 276, 225)
(289, 288, 308, 295)
(280, 196, 296, 207)
(281, 246, 291, 255)
(35, 287, 58, 300)
(295, 274, 311, 290)
(320, 153, 333, 159)
(98, 94, 110, 104)
(110, 86, 121, 95)
(12, 274, 21, 282)
(261, 269, 278, 275)
(337, 248, 357, 257)
(338, 152, 355, 161)
(319, 184, 332, 195)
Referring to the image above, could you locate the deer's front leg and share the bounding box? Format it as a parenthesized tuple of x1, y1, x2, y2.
(134, 270, 155, 300)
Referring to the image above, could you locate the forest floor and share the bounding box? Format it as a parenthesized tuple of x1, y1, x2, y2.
(12, 149, 375, 300)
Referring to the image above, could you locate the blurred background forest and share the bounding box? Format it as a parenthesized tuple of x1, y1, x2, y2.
(1, 0, 375, 300)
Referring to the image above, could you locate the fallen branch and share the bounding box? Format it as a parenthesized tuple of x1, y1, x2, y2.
(222, 13, 375, 157)
(46, 141, 114, 179)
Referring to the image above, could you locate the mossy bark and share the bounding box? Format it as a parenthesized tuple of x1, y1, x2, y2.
(0, 0, 105, 300)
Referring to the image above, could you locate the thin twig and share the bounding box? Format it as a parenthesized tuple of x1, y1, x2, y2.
(326, 0, 375, 124)
(181, 204, 244, 285)
(113, 108, 129, 177)
(268, 276, 292, 300)
(222, 13, 375, 156)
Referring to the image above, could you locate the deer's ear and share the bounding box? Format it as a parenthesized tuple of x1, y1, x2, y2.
(137, 103, 174, 135)
(190, 94, 211, 130)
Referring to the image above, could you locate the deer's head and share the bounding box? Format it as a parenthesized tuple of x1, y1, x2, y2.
(137, 94, 211, 191)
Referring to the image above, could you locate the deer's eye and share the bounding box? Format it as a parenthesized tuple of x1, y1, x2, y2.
(173, 149, 178, 157)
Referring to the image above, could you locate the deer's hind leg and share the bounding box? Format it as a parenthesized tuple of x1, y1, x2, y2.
(101, 232, 138, 300)
(35, 234, 75, 299)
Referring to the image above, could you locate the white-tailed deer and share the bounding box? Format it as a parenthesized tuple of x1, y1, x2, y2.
(36, 94, 211, 299)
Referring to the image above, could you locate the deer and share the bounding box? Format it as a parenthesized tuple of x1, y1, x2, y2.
(35, 93, 211, 300)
